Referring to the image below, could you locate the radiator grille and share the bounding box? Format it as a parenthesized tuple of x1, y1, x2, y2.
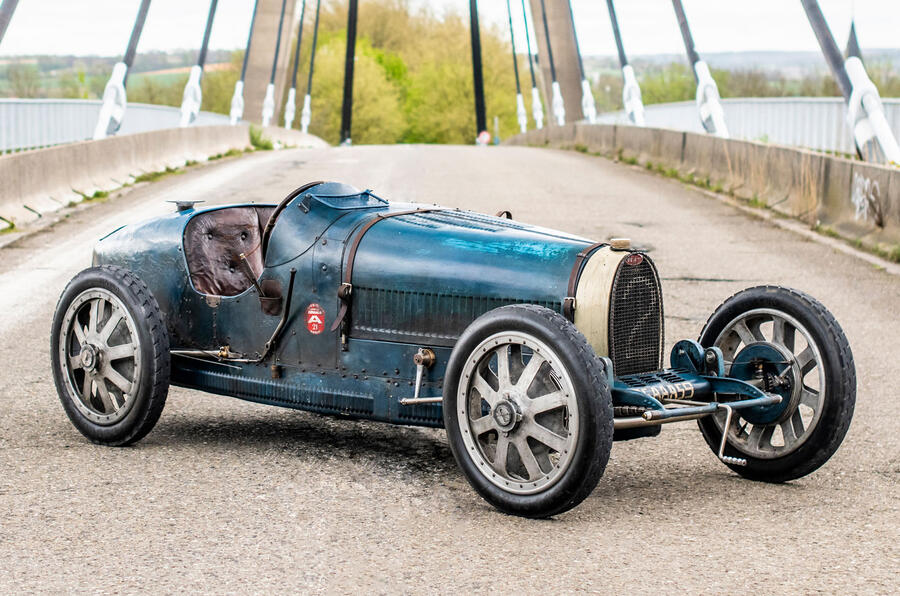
(608, 254, 664, 375)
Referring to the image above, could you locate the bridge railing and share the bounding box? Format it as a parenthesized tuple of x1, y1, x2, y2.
(507, 122, 900, 257)
(0, 99, 231, 153)
(597, 97, 900, 156)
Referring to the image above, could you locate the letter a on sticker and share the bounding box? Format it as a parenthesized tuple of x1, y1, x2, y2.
(306, 303, 326, 335)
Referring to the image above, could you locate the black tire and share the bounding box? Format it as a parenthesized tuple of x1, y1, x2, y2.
(698, 286, 855, 482)
(443, 305, 613, 518)
(51, 265, 170, 446)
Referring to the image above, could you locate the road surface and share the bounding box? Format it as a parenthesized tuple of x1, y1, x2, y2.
(1, 145, 897, 593)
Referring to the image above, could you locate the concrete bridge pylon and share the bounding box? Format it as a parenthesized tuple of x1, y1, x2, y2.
(528, 0, 584, 125)
(242, 0, 298, 126)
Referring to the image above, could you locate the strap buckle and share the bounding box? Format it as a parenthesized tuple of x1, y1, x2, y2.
(337, 282, 352, 299)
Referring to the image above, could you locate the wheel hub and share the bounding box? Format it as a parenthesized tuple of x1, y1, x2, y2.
(492, 396, 522, 433)
(80, 344, 100, 373)
(730, 342, 799, 425)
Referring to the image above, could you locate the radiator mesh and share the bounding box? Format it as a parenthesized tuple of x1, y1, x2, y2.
(608, 255, 664, 375)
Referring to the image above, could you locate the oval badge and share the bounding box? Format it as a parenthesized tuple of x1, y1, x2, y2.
(625, 253, 644, 266)
(306, 303, 326, 335)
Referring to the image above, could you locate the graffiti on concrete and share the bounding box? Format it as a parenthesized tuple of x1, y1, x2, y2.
(851, 172, 885, 227)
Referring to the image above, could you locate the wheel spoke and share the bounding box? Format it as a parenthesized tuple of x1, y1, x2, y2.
(526, 423, 568, 453)
(732, 319, 760, 346)
(747, 424, 774, 450)
(515, 353, 545, 391)
(103, 366, 133, 395)
(470, 415, 493, 437)
(493, 436, 510, 476)
(514, 437, 543, 480)
(68, 353, 83, 370)
(528, 390, 566, 414)
(98, 308, 124, 343)
(800, 387, 820, 409)
(104, 343, 135, 361)
(81, 374, 93, 404)
(780, 419, 798, 445)
(72, 323, 87, 345)
(795, 346, 816, 375)
(95, 379, 119, 412)
(772, 317, 796, 352)
(790, 409, 805, 439)
(472, 373, 498, 407)
(495, 346, 512, 390)
(88, 298, 102, 334)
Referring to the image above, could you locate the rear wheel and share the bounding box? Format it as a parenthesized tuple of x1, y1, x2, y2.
(51, 266, 170, 446)
(698, 286, 855, 482)
(443, 305, 613, 518)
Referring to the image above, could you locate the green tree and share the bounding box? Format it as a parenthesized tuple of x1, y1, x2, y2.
(6, 63, 41, 97)
(201, 51, 242, 114)
(306, 35, 405, 144)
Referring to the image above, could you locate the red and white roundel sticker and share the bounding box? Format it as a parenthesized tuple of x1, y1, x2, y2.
(306, 303, 326, 335)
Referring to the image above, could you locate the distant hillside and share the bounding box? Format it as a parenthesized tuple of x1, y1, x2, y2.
(584, 49, 900, 78)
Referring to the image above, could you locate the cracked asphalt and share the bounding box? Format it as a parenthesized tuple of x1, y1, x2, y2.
(1, 145, 897, 593)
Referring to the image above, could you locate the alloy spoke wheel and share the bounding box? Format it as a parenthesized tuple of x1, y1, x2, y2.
(57, 288, 141, 425)
(713, 308, 826, 459)
(458, 332, 579, 495)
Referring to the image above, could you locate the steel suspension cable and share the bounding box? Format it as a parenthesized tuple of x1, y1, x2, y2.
(290, 1, 307, 90)
(230, 0, 260, 124)
(565, 0, 595, 123)
(340, 0, 359, 144)
(240, 0, 260, 82)
(470, 0, 487, 139)
(284, 0, 307, 129)
(606, 0, 627, 69)
(180, 0, 218, 127)
(196, 0, 218, 71)
(801, 0, 900, 163)
(606, 0, 644, 125)
(537, 0, 564, 125)
(505, 0, 527, 133)
(0, 0, 20, 48)
(520, 0, 543, 129)
(92, 0, 152, 139)
(670, 0, 727, 137)
(300, 0, 322, 134)
(537, 0, 556, 84)
(122, 0, 152, 86)
(261, 0, 289, 126)
(506, 0, 522, 96)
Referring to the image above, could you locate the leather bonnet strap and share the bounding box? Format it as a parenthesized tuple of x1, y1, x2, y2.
(563, 242, 608, 322)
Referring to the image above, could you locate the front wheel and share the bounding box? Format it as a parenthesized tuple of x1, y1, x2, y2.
(443, 305, 613, 518)
(698, 286, 855, 482)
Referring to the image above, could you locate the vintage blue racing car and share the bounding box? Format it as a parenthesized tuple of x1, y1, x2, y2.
(51, 182, 856, 517)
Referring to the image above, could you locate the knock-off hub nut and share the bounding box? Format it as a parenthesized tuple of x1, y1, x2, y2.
(80, 344, 100, 373)
(492, 398, 523, 433)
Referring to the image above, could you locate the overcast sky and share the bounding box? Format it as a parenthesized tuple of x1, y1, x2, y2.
(1, 1, 897, 58)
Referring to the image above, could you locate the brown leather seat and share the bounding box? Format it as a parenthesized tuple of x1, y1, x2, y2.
(183, 206, 274, 296)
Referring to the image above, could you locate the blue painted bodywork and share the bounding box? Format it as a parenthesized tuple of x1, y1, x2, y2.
(92, 182, 778, 430)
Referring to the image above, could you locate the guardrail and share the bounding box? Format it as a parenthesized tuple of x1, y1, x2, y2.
(0, 99, 231, 153)
(0, 125, 327, 229)
(506, 123, 900, 255)
(597, 97, 900, 156)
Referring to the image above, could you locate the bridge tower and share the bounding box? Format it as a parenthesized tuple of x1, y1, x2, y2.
(528, 0, 584, 124)
(242, 0, 297, 126)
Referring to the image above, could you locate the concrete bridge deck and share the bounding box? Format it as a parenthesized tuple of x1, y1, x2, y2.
(0, 145, 897, 592)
